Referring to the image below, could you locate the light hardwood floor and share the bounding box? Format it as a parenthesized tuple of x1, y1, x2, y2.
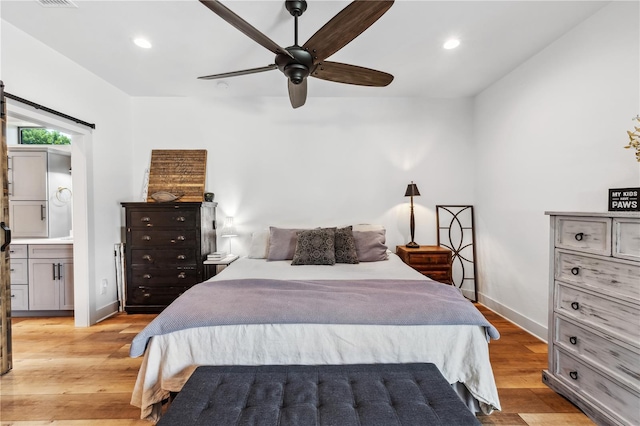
(0, 305, 595, 425)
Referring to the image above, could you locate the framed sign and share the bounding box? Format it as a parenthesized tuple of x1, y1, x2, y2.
(608, 187, 639, 211)
(147, 150, 207, 202)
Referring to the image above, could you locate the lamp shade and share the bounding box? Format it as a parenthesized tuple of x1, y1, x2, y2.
(404, 182, 421, 197)
(220, 217, 237, 238)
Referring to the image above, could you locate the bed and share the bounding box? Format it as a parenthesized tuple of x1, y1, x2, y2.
(129, 226, 501, 422)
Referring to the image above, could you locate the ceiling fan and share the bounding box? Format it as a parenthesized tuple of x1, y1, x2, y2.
(198, 0, 395, 108)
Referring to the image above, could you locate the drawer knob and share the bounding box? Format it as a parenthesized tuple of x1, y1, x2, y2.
(142, 254, 153, 262)
(178, 272, 186, 279)
(143, 274, 151, 279)
(569, 336, 577, 345)
(141, 217, 151, 222)
(143, 293, 151, 298)
(571, 302, 580, 310)
(176, 216, 186, 222)
(10, 294, 15, 298)
(177, 255, 186, 260)
(142, 235, 151, 241)
(177, 235, 186, 241)
(569, 371, 578, 380)
(574, 232, 584, 241)
(570, 267, 580, 276)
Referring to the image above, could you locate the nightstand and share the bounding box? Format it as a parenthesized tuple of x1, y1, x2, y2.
(203, 254, 239, 280)
(396, 245, 453, 284)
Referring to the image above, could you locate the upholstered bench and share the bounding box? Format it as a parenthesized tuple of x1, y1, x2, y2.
(157, 363, 481, 425)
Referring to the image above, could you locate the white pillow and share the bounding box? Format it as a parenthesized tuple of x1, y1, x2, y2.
(248, 230, 269, 259)
(352, 224, 385, 232)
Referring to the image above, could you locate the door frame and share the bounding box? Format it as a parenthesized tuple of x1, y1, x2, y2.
(5, 101, 92, 327)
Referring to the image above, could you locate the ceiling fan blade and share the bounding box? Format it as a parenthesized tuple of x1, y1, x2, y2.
(288, 79, 308, 109)
(199, 1, 294, 59)
(302, 1, 394, 64)
(198, 64, 278, 80)
(311, 61, 393, 87)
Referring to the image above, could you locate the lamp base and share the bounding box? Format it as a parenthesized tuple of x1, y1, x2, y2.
(406, 242, 419, 248)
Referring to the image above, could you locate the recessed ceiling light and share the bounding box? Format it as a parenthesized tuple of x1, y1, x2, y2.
(133, 38, 152, 49)
(443, 39, 460, 50)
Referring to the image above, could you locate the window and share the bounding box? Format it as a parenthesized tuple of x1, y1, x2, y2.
(19, 127, 71, 145)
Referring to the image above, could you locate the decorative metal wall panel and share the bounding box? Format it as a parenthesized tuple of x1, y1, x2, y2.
(436, 205, 478, 302)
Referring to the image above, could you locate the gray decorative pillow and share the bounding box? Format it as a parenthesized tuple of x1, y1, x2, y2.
(353, 229, 389, 262)
(334, 226, 359, 264)
(267, 227, 304, 261)
(291, 228, 336, 265)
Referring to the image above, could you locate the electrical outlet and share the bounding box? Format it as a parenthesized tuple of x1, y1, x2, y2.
(100, 279, 108, 295)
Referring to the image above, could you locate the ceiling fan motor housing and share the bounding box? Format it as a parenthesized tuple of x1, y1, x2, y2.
(276, 46, 314, 84)
(285, 0, 307, 17)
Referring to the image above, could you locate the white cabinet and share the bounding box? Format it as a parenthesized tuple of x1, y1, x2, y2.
(9, 243, 73, 313)
(8, 147, 72, 238)
(543, 212, 640, 426)
(29, 259, 73, 310)
(8, 150, 47, 200)
(9, 244, 29, 311)
(27, 244, 73, 311)
(9, 201, 48, 237)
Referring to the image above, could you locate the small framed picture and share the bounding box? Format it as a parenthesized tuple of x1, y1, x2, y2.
(608, 187, 639, 211)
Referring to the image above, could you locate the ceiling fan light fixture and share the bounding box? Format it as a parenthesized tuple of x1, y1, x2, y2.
(284, 63, 309, 84)
(133, 37, 152, 49)
(443, 38, 461, 50)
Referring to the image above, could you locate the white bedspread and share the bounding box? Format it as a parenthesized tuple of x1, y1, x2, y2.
(130, 254, 501, 421)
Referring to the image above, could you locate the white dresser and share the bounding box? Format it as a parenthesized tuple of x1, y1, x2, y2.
(543, 212, 640, 426)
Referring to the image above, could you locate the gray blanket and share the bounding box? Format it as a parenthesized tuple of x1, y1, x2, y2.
(130, 279, 499, 357)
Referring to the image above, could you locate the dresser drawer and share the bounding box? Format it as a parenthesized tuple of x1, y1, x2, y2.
(130, 267, 200, 286)
(10, 284, 29, 310)
(28, 244, 73, 259)
(555, 216, 611, 256)
(8, 244, 28, 258)
(10, 258, 28, 284)
(128, 285, 192, 305)
(554, 315, 639, 388)
(554, 349, 639, 426)
(419, 269, 451, 282)
(130, 229, 198, 247)
(614, 218, 640, 262)
(555, 250, 640, 302)
(130, 248, 198, 266)
(129, 209, 198, 228)
(407, 253, 450, 265)
(556, 283, 640, 343)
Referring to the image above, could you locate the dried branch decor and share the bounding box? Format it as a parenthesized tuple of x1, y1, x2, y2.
(624, 115, 640, 162)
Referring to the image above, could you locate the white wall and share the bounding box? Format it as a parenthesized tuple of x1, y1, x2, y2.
(1, 22, 134, 324)
(4, 2, 635, 337)
(131, 96, 476, 254)
(474, 1, 640, 339)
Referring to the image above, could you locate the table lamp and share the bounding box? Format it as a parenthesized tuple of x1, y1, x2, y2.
(404, 181, 420, 248)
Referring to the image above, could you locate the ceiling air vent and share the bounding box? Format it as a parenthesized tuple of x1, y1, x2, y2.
(37, 0, 78, 8)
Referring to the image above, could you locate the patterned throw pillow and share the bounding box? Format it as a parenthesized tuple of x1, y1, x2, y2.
(334, 226, 359, 264)
(291, 228, 336, 265)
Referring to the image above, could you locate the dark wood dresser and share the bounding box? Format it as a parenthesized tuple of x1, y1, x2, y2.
(396, 245, 453, 284)
(121, 202, 216, 313)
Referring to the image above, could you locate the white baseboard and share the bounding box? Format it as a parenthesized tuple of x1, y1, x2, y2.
(94, 300, 120, 324)
(478, 293, 547, 343)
